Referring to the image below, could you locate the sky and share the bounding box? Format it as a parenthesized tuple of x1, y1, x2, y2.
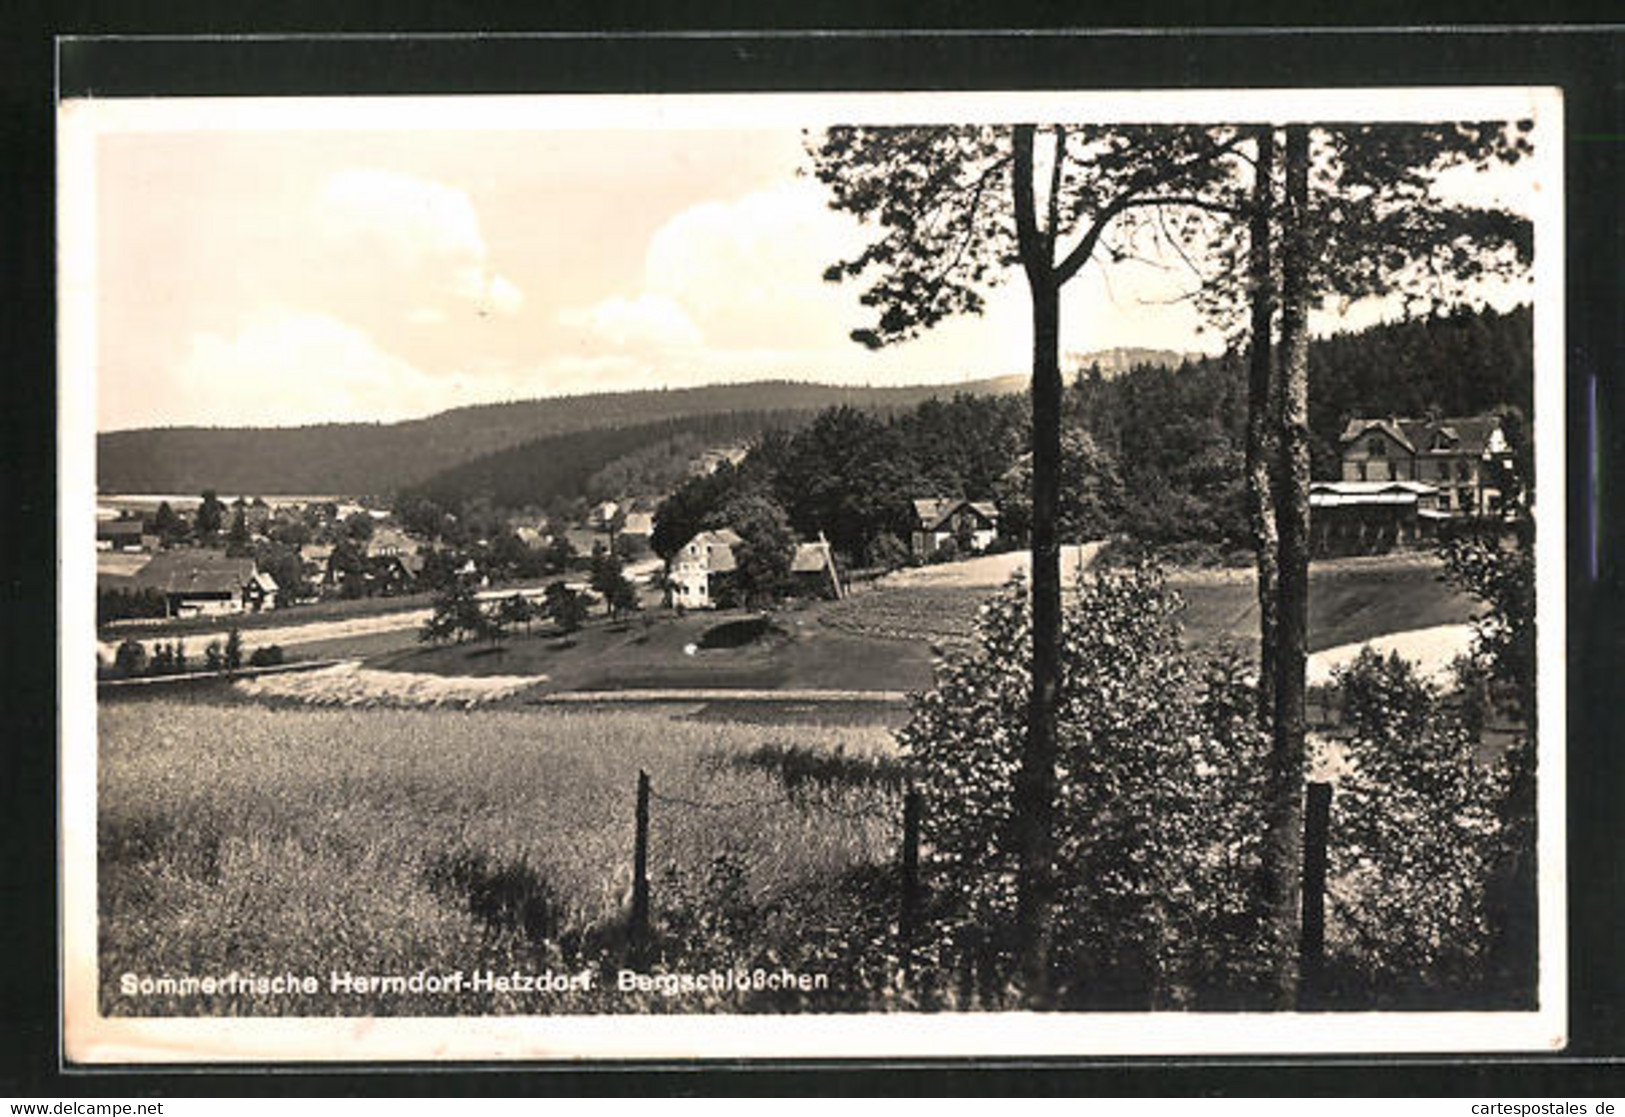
(81, 103, 1544, 432)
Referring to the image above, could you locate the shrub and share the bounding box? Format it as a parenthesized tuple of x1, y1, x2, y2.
(248, 645, 285, 668)
(204, 641, 224, 672)
(897, 567, 1272, 1010)
(225, 628, 244, 672)
(869, 532, 911, 571)
(113, 639, 147, 678)
(1323, 648, 1521, 1008)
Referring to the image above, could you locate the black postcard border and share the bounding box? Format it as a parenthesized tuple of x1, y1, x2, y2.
(9, 14, 1625, 1097)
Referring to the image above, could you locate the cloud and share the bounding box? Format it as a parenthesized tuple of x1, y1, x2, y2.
(318, 168, 523, 318)
(557, 181, 863, 359)
(560, 180, 1032, 378)
(641, 180, 861, 349)
(170, 311, 466, 425)
(557, 292, 703, 349)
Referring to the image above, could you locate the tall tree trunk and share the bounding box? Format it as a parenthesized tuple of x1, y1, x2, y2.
(1245, 124, 1280, 729)
(1015, 270, 1063, 1008)
(1009, 124, 1061, 1007)
(1264, 121, 1313, 1008)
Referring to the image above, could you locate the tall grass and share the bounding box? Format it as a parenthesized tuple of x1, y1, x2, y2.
(98, 701, 896, 1016)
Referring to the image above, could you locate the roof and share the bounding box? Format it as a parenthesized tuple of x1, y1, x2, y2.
(1340, 415, 1504, 456)
(912, 498, 999, 531)
(131, 550, 256, 595)
(251, 571, 280, 593)
(1339, 417, 1416, 453)
(621, 512, 655, 536)
(791, 541, 834, 574)
(367, 527, 415, 556)
(1310, 480, 1441, 507)
(98, 520, 145, 539)
(685, 529, 741, 573)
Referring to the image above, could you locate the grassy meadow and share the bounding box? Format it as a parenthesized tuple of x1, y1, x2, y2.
(98, 699, 902, 1016)
(822, 553, 1478, 655)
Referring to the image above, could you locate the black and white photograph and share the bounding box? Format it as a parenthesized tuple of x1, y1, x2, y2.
(57, 84, 1566, 1062)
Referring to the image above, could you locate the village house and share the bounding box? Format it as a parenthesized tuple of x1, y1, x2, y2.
(790, 534, 844, 600)
(668, 528, 742, 610)
(620, 511, 655, 540)
(910, 498, 1000, 561)
(688, 446, 750, 478)
(129, 549, 278, 617)
(298, 543, 333, 583)
(1337, 415, 1516, 517)
(96, 520, 152, 553)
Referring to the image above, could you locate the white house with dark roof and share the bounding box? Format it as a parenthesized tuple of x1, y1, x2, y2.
(669, 528, 742, 609)
(910, 498, 1000, 560)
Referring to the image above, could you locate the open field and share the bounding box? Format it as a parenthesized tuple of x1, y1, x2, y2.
(98, 700, 899, 1016)
(877, 543, 1102, 588)
(100, 552, 1478, 701)
(822, 552, 1479, 657)
(372, 607, 940, 696)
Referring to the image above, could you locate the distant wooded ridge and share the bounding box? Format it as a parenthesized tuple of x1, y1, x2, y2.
(96, 309, 1528, 504)
(97, 374, 1037, 497)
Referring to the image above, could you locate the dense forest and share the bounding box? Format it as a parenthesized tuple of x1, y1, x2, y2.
(97, 375, 1030, 496)
(649, 305, 1534, 566)
(398, 409, 820, 513)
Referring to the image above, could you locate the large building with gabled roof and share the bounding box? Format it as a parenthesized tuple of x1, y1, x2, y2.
(129, 549, 278, 617)
(1337, 414, 1516, 518)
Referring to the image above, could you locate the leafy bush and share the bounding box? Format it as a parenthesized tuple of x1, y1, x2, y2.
(113, 638, 147, 677)
(97, 587, 168, 626)
(248, 644, 285, 668)
(1436, 520, 1535, 722)
(696, 616, 783, 650)
(1323, 648, 1524, 1008)
(897, 567, 1272, 1010)
(705, 742, 906, 800)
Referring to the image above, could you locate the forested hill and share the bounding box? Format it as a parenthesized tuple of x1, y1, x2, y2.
(96, 376, 1028, 496)
(400, 410, 814, 512)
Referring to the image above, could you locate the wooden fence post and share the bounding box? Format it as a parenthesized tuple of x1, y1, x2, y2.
(899, 785, 922, 975)
(630, 769, 651, 965)
(1299, 780, 1333, 1009)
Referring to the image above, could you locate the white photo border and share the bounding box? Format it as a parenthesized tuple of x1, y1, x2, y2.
(58, 85, 1568, 1063)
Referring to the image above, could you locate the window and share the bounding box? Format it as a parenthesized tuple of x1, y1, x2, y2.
(1456, 460, 1471, 481)
(1367, 436, 1387, 457)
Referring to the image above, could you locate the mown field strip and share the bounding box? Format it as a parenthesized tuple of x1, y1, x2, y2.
(535, 688, 911, 704)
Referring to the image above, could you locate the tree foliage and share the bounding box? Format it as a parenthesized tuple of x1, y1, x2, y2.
(421, 580, 489, 645)
(720, 493, 796, 607)
(897, 569, 1273, 1010)
(1323, 648, 1522, 1007)
(544, 582, 588, 634)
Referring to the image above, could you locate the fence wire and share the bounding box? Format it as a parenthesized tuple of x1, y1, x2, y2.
(647, 785, 899, 825)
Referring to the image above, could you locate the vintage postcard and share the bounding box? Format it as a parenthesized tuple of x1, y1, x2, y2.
(59, 85, 1567, 1062)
